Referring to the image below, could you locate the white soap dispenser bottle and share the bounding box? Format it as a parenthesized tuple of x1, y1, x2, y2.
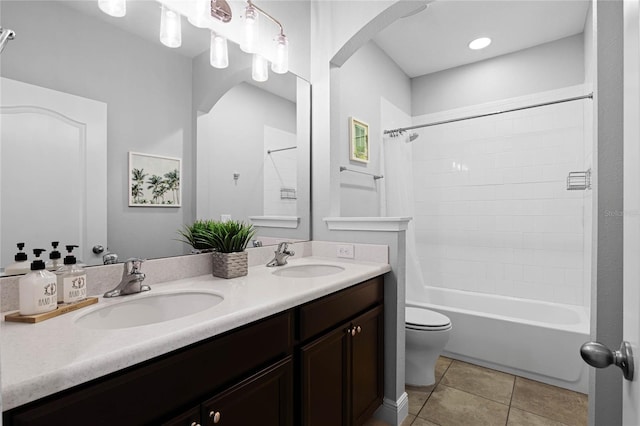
(19, 249, 58, 315)
(56, 245, 87, 304)
(4, 242, 30, 275)
(46, 241, 63, 271)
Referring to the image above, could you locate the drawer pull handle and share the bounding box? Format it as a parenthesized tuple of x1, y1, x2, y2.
(351, 327, 357, 336)
(210, 411, 222, 423)
(190, 422, 201, 426)
(356, 325, 362, 334)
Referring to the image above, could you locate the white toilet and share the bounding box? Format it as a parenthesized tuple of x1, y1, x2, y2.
(405, 306, 452, 386)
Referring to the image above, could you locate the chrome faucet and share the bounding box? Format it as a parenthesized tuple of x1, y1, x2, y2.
(103, 252, 119, 265)
(266, 242, 295, 267)
(104, 258, 150, 298)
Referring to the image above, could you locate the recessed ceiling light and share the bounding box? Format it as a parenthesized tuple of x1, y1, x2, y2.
(469, 37, 492, 50)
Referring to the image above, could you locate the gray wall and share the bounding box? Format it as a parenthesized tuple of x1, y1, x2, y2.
(411, 34, 585, 116)
(338, 41, 411, 217)
(1, 1, 194, 261)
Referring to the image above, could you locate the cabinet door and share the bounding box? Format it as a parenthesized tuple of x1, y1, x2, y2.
(300, 322, 351, 426)
(161, 406, 201, 426)
(350, 306, 384, 426)
(201, 357, 293, 426)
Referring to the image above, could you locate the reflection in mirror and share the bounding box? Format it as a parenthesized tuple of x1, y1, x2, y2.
(0, 0, 310, 275)
(196, 70, 310, 244)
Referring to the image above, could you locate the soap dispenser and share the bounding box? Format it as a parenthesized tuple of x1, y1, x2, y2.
(46, 241, 63, 271)
(4, 243, 30, 275)
(56, 245, 87, 304)
(19, 249, 57, 315)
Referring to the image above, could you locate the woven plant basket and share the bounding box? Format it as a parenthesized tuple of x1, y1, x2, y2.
(212, 251, 248, 279)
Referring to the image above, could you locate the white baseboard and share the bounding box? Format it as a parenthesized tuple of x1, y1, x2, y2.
(373, 392, 409, 425)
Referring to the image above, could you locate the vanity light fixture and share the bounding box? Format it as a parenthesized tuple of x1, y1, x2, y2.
(190, 0, 232, 27)
(252, 54, 269, 82)
(242, 0, 289, 75)
(272, 33, 289, 74)
(241, 2, 258, 53)
(210, 31, 229, 69)
(98, 0, 289, 81)
(98, 0, 126, 17)
(468, 37, 491, 50)
(188, 0, 212, 28)
(160, 4, 182, 48)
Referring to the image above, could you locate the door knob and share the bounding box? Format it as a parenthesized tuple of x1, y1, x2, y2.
(580, 341, 634, 381)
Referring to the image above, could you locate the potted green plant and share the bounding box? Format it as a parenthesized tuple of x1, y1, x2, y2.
(177, 219, 216, 253)
(200, 220, 256, 279)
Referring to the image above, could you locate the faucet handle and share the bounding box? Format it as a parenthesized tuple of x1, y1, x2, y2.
(126, 258, 145, 273)
(277, 241, 294, 253)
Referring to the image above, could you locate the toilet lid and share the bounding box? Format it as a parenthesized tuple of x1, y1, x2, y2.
(406, 307, 451, 328)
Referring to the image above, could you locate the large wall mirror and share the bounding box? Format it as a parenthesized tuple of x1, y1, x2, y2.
(0, 0, 311, 275)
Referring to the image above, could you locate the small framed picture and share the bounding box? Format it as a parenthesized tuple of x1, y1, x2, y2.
(129, 152, 181, 207)
(349, 117, 369, 163)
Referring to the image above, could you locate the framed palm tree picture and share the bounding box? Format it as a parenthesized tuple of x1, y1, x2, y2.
(349, 117, 369, 163)
(129, 152, 181, 207)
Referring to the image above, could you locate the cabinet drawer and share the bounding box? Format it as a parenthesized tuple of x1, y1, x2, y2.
(7, 311, 293, 426)
(297, 276, 383, 342)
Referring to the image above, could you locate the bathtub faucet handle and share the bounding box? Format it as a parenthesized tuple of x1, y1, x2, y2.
(580, 341, 634, 381)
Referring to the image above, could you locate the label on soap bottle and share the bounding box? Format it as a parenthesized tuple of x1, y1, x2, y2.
(62, 274, 86, 303)
(38, 281, 57, 309)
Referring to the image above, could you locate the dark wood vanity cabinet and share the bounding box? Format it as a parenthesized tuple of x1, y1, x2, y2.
(3, 275, 384, 426)
(299, 277, 384, 426)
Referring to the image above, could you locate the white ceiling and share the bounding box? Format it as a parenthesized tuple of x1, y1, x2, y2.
(373, 0, 591, 78)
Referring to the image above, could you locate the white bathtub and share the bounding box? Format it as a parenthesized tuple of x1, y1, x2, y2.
(407, 287, 590, 393)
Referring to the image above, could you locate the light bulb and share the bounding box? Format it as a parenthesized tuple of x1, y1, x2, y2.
(188, 0, 210, 28)
(271, 34, 288, 74)
(160, 5, 182, 48)
(241, 4, 258, 53)
(252, 54, 269, 82)
(210, 31, 229, 69)
(98, 0, 126, 17)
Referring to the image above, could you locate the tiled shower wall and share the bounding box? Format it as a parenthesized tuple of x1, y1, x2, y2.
(412, 98, 591, 306)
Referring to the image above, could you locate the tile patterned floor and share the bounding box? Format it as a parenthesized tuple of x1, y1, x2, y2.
(364, 357, 588, 426)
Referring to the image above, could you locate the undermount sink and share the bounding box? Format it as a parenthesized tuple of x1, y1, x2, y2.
(272, 264, 345, 278)
(74, 291, 224, 330)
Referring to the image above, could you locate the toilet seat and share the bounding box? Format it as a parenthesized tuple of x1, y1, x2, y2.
(405, 307, 451, 331)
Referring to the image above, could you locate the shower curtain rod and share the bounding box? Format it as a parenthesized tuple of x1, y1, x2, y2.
(384, 93, 594, 136)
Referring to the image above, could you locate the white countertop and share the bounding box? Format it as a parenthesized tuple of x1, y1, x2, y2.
(1, 257, 390, 411)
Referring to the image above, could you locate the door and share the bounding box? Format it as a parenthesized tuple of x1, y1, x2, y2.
(624, 1, 640, 424)
(0, 78, 107, 267)
(300, 322, 350, 426)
